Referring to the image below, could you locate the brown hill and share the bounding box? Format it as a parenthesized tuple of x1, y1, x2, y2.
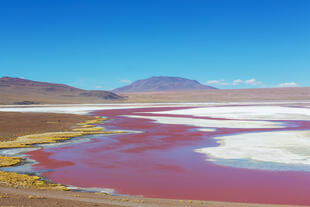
(0, 77, 123, 105)
(1, 76, 309, 105)
(113, 76, 216, 92)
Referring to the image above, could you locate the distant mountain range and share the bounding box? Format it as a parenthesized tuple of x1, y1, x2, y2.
(113, 76, 216, 92)
(1, 76, 307, 105)
(0, 77, 123, 104)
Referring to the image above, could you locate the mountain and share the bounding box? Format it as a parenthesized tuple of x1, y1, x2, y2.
(0, 77, 123, 104)
(113, 76, 216, 92)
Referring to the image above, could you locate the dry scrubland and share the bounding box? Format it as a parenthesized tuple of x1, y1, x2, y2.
(0, 91, 122, 105)
(0, 112, 93, 141)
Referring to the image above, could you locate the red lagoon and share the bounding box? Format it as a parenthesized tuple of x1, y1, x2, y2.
(26, 107, 310, 205)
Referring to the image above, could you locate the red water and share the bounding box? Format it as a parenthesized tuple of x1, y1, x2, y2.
(26, 107, 310, 205)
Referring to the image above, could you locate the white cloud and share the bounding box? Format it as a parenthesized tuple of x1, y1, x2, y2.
(95, 85, 103, 89)
(232, 79, 243, 85)
(207, 78, 263, 87)
(244, 78, 262, 85)
(276, 82, 298, 87)
(206, 80, 229, 85)
(206, 80, 220, 84)
(220, 82, 230, 85)
(120, 79, 132, 84)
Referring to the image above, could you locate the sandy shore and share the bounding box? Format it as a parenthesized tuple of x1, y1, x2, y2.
(0, 185, 307, 207)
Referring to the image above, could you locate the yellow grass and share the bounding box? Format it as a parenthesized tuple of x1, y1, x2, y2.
(0, 155, 21, 168)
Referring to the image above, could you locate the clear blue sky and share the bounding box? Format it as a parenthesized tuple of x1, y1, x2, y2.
(0, 0, 309, 90)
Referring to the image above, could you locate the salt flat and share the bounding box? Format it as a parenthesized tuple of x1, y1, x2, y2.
(0, 104, 165, 114)
(134, 104, 310, 169)
(152, 105, 310, 120)
(127, 115, 284, 128)
(196, 130, 310, 166)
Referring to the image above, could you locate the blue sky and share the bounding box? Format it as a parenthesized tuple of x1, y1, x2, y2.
(0, 0, 309, 90)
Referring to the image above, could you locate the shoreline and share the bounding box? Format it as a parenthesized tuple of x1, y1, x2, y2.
(1, 106, 310, 207)
(1, 185, 308, 207)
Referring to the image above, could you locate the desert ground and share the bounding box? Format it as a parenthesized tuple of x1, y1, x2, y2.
(1, 103, 310, 207)
(0, 112, 93, 142)
(120, 87, 310, 103)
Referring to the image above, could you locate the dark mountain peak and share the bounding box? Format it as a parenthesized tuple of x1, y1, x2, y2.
(1, 76, 29, 83)
(147, 76, 190, 82)
(1, 76, 46, 83)
(113, 76, 216, 92)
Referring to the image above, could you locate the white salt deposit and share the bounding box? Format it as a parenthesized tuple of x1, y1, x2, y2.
(198, 128, 216, 132)
(127, 115, 283, 129)
(151, 106, 310, 120)
(0, 104, 169, 115)
(195, 130, 310, 166)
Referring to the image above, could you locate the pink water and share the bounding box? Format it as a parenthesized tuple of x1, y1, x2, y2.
(26, 107, 310, 205)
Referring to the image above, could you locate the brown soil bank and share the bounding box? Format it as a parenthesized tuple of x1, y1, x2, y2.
(121, 87, 310, 103)
(0, 112, 92, 142)
(0, 186, 307, 207)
